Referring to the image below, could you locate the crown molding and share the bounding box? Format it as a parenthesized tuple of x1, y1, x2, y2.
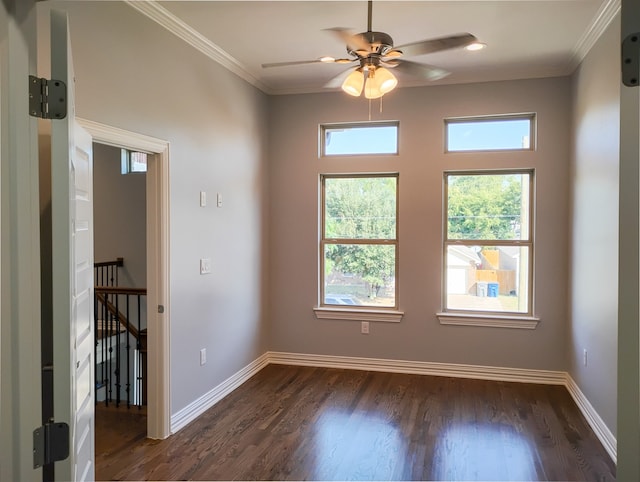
(123, 0, 273, 94)
(569, 0, 621, 72)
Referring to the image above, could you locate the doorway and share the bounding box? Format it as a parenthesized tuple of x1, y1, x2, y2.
(78, 118, 170, 440)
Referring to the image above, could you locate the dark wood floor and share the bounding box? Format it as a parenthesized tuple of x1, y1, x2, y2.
(95, 364, 616, 481)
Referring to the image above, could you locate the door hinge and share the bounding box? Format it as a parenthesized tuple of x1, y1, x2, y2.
(33, 421, 70, 468)
(28, 75, 67, 119)
(622, 33, 640, 87)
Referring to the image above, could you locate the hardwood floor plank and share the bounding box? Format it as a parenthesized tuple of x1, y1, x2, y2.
(95, 365, 616, 481)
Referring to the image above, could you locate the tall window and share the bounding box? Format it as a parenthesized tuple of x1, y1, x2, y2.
(443, 170, 534, 315)
(321, 174, 398, 309)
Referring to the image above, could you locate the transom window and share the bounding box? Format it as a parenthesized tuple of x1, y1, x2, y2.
(121, 148, 148, 174)
(443, 170, 534, 315)
(320, 122, 399, 156)
(321, 174, 398, 309)
(445, 114, 535, 152)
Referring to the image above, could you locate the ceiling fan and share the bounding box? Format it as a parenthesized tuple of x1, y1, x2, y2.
(262, 0, 483, 99)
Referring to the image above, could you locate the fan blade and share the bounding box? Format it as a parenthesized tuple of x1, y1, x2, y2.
(262, 59, 326, 68)
(262, 57, 355, 68)
(395, 33, 477, 57)
(325, 27, 371, 53)
(324, 67, 355, 89)
(388, 59, 450, 81)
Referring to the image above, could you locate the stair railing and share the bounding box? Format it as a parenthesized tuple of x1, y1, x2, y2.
(94, 258, 147, 409)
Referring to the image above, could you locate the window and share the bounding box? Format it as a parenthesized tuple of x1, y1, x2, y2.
(445, 114, 535, 152)
(321, 122, 398, 156)
(443, 170, 534, 316)
(121, 149, 148, 174)
(320, 174, 398, 310)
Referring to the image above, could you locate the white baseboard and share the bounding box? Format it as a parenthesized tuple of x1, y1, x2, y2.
(168, 350, 616, 466)
(565, 374, 617, 463)
(170, 352, 269, 433)
(267, 351, 567, 385)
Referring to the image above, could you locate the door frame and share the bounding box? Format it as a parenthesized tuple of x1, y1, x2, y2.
(78, 118, 171, 439)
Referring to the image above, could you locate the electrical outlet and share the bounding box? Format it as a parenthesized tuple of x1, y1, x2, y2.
(583, 349, 588, 367)
(200, 348, 207, 366)
(200, 258, 211, 274)
(361, 321, 369, 334)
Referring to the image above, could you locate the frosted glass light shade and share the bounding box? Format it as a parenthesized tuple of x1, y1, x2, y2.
(376, 67, 398, 94)
(364, 67, 397, 99)
(341, 69, 364, 96)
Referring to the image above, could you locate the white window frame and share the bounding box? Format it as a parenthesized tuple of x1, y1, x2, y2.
(444, 113, 536, 153)
(315, 173, 404, 323)
(319, 121, 399, 157)
(437, 169, 539, 329)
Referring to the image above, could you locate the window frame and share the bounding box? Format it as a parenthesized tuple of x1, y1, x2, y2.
(319, 121, 400, 157)
(441, 169, 536, 322)
(319, 173, 400, 314)
(444, 113, 536, 153)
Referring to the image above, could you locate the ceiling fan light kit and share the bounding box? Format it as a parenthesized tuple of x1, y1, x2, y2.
(262, 0, 481, 100)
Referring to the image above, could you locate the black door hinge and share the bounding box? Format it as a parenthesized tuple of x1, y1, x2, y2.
(28, 75, 67, 119)
(33, 421, 70, 468)
(622, 33, 640, 87)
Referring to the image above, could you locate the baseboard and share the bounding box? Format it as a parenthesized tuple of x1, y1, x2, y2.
(267, 351, 567, 385)
(170, 352, 270, 433)
(565, 374, 617, 463)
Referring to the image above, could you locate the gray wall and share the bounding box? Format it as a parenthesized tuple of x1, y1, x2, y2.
(268, 77, 571, 370)
(39, 1, 270, 415)
(93, 143, 146, 289)
(569, 16, 620, 436)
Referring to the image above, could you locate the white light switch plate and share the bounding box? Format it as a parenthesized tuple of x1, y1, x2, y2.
(200, 191, 207, 207)
(200, 258, 211, 274)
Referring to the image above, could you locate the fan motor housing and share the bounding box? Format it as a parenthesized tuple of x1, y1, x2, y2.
(350, 31, 394, 55)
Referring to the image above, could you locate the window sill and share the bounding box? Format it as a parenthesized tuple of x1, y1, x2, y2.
(436, 312, 540, 329)
(314, 307, 404, 323)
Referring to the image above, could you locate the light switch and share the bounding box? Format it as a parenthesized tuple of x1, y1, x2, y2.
(217, 193, 223, 208)
(200, 191, 207, 207)
(200, 258, 211, 274)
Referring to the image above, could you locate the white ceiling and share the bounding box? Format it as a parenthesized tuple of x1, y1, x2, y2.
(128, 0, 618, 95)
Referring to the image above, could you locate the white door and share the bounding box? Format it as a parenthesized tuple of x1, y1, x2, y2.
(619, 0, 640, 479)
(50, 10, 95, 482)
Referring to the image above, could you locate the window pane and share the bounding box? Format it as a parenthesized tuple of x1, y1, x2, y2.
(324, 244, 396, 307)
(446, 116, 532, 152)
(447, 173, 530, 241)
(325, 177, 396, 239)
(323, 124, 398, 156)
(445, 245, 529, 313)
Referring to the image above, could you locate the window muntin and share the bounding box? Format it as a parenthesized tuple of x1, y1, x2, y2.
(321, 122, 398, 156)
(321, 174, 398, 309)
(444, 171, 533, 315)
(445, 114, 535, 152)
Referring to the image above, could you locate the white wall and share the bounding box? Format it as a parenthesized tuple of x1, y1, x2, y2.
(38, 1, 270, 416)
(569, 16, 620, 437)
(268, 77, 571, 370)
(93, 143, 146, 289)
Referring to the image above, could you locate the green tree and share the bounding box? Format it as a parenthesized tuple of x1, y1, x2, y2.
(324, 177, 396, 299)
(447, 174, 524, 240)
